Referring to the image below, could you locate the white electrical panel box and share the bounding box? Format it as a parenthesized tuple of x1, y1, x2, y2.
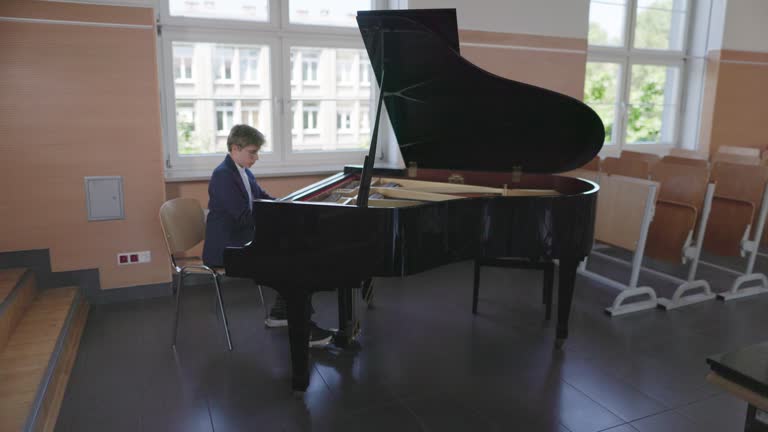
(85, 176, 124, 221)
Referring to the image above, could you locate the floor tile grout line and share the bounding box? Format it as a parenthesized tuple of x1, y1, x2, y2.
(392, 396, 432, 432)
(206, 395, 216, 432)
(561, 366, 672, 420)
(559, 379, 626, 425)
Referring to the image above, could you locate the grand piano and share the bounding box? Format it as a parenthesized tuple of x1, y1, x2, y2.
(225, 9, 604, 392)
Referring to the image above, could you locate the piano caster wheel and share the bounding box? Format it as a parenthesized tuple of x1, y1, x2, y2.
(555, 339, 565, 350)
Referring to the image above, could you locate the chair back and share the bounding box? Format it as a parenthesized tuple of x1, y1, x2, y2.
(712, 152, 762, 166)
(619, 150, 661, 167)
(603, 157, 650, 179)
(717, 145, 760, 157)
(159, 198, 206, 255)
(650, 160, 709, 208)
(668, 148, 707, 160)
(661, 155, 709, 169)
(711, 162, 768, 205)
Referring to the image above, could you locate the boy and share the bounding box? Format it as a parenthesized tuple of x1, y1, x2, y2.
(203, 124, 332, 347)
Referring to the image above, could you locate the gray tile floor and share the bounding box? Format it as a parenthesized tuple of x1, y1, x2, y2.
(55, 252, 768, 431)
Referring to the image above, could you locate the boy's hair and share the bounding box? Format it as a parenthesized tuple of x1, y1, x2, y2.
(227, 124, 265, 152)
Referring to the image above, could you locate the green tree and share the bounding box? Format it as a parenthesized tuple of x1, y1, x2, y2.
(584, 0, 674, 144)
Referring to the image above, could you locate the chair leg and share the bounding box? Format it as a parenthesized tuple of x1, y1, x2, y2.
(213, 274, 233, 351)
(172, 273, 184, 348)
(257, 285, 268, 318)
(543, 262, 554, 321)
(472, 260, 481, 314)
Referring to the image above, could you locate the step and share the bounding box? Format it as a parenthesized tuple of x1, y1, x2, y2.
(0, 286, 89, 432)
(0, 268, 37, 353)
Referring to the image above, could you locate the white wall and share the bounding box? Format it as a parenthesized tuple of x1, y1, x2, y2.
(722, 0, 768, 52)
(407, 0, 590, 38)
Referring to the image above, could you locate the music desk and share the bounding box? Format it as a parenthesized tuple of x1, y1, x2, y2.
(707, 342, 768, 431)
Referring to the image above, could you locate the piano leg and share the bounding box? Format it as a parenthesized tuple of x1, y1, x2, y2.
(543, 261, 554, 321)
(281, 287, 312, 393)
(555, 258, 579, 349)
(334, 286, 358, 348)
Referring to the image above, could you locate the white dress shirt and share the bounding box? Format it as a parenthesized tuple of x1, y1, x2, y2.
(236, 164, 253, 210)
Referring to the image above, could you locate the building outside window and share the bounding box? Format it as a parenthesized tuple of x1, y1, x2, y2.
(173, 44, 193, 81)
(240, 48, 261, 83)
(301, 51, 319, 83)
(162, 0, 381, 176)
(216, 102, 234, 134)
(214, 46, 234, 81)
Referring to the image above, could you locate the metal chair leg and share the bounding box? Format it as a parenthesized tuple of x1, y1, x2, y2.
(257, 285, 268, 318)
(213, 273, 233, 351)
(172, 273, 184, 347)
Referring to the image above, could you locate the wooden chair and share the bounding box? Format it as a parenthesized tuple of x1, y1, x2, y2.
(159, 198, 266, 351)
(580, 174, 661, 316)
(668, 148, 707, 160)
(646, 161, 710, 263)
(582, 156, 601, 172)
(698, 162, 768, 300)
(712, 151, 761, 166)
(661, 155, 709, 169)
(620, 150, 661, 168)
(704, 162, 768, 257)
(645, 161, 717, 309)
(717, 145, 761, 157)
(602, 157, 650, 179)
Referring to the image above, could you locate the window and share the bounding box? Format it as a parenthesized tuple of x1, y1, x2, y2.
(289, 0, 370, 27)
(359, 59, 370, 86)
(216, 102, 234, 134)
(169, 0, 269, 22)
(161, 0, 383, 176)
(359, 102, 370, 132)
(175, 101, 197, 154)
(214, 47, 234, 82)
(302, 102, 319, 131)
(300, 50, 319, 83)
(240, 48, 261, 83)
(337, 110, 352, 131)
(337, 52, 354, 85)
(173, 44, 193, 81)
(585, 0, 689, 152)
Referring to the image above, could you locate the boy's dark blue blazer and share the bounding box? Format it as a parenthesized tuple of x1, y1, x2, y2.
(202, 154, 274, 267)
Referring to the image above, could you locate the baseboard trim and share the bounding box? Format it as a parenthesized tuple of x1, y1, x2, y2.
(0, 249, 172, 304)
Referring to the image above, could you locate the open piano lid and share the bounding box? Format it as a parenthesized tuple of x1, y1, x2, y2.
(356, 9, 605, 174)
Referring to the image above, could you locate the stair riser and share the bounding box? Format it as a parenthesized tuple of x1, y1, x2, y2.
(32, 296, 89, 432)
(0, 271, 38, 352)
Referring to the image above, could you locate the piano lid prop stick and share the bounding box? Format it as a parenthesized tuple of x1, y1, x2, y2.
(357, 60, 386, 207)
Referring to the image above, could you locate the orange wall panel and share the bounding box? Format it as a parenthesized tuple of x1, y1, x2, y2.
(708, 50, 768, 155)
(459, 30, 587, 99)
(0, 2, 168, 290)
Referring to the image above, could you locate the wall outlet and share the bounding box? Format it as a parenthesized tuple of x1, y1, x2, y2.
(137, 251, 151, 263)
(118, 251, 151, 265)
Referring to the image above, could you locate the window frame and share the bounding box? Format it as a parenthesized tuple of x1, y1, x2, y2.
(587, 0, 692, 157)
(159, 0, 387, 179)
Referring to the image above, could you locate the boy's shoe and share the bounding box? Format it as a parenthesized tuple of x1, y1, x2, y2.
(309, 322, 334, 348)
(264, 306, 288, 328)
